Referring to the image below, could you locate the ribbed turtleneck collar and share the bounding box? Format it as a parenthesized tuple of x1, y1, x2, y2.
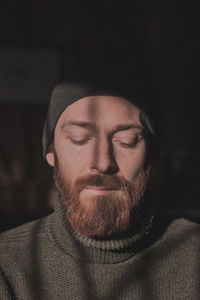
(48, 194, 155, 264)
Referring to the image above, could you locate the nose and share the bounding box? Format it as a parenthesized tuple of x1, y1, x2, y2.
(90, 137, 118, 174)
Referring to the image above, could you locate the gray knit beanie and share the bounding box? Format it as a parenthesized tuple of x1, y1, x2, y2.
(42, 57, 158, 158)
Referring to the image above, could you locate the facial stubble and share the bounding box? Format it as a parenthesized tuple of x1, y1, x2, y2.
(54, 155, 150, 238)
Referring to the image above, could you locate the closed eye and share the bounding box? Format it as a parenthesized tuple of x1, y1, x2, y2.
(116, 135, 144, 148)
(70, 139, 90, 145)
(119, 140, 138, 148)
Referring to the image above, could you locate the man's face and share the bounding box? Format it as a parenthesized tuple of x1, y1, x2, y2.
(47, 96, 150, 237)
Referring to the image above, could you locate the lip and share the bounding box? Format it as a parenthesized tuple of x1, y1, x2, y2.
(83, 186, 119, 195)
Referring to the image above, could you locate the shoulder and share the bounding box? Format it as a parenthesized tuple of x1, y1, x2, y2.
(166, 215, 200, 238)
(152, 211, 200, 253)
(0, 213, 54, 249)
(153, 210, 200, 234)
(169, 216, 200, 247)
(0, 213, 56, 274)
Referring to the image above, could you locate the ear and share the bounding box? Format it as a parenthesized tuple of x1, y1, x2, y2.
(46, 143, 55, 167)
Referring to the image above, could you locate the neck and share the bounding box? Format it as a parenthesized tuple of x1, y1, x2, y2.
(49, 190, 156, 264)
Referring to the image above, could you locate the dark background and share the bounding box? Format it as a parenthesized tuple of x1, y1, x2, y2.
(0, 0, 199, 231)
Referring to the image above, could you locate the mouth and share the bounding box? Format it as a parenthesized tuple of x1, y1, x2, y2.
(83, 186, 119, 195)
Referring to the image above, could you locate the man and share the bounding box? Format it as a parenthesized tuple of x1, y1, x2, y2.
(0, 60, 199, 299)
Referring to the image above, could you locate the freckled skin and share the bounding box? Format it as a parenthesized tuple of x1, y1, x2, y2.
(46, 96, 146, 189)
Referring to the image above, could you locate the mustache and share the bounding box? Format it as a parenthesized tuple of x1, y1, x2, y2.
(73, 174, 131, 191)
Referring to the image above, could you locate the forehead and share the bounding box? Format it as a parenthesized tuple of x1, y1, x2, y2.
(57, 95, 141, 126)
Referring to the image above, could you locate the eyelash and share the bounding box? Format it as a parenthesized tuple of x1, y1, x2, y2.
(119, 139, 139, 148)
(120, 142, 137, 148)
(70, 138, 140, 148)
(70, 139, 89, 145)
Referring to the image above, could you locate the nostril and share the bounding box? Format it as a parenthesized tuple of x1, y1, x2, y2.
(90, 139, 119, 174)
(106, 160, 119, 174)
(90, 156, 119, 174)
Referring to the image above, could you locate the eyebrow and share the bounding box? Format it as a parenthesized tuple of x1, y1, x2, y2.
(112, 123, 143, 133)
(61, 121, 96, 131)
(60, 120, 143, 132)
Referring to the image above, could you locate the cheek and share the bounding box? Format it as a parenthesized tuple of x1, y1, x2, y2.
(55, 142, 91, 181)
(116, 146, 146, 181)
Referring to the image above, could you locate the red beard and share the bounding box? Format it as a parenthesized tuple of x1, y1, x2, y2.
(54, 158, 150, 238)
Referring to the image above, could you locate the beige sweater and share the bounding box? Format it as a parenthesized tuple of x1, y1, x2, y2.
(0, 197, 199, 300)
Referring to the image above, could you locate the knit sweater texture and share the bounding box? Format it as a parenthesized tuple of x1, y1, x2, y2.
(0, 196, 199, 300)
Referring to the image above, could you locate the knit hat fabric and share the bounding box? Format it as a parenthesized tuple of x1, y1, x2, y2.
(42, 58, 157, 157)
